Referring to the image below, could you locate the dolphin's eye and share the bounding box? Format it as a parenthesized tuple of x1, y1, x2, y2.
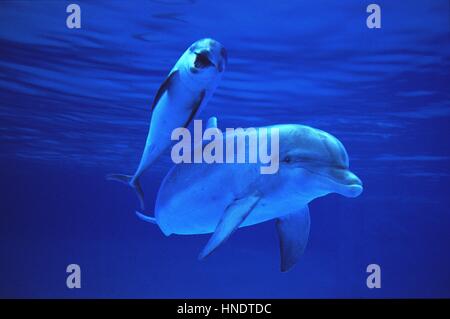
(283, 156, 292, 163)
(194, 52, 213, 69)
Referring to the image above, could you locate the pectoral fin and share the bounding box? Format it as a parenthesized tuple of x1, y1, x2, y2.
(199, 192, 261, 260)
(183, 90, 205, 128)
(151, 70, 179, 111)
(276, 205, 311, 272)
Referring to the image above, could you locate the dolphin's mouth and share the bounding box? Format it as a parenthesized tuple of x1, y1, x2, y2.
(327, 168, 363, 198)
(337, 169, 362, 187)
(304, 165, 363, 198)
(194, 51, 215, 69)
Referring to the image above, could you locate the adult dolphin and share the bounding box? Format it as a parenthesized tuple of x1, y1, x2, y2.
(107, 38, 227, 209)
(137, 123, 363, 272)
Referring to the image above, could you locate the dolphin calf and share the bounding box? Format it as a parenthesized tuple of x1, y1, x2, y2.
(137, 123, 363, 272)
(107, 38, 227, 209)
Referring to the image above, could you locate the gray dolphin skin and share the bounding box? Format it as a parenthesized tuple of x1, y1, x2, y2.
(137, 123, 363, 272)
(107, 38, 227, 209)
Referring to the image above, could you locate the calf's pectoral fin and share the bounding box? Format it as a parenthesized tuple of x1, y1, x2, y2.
(183, 90, 205, 128)
(276, 205, 311, 272)
(198, 192, 261, 260)
(151, 70, 179, 111)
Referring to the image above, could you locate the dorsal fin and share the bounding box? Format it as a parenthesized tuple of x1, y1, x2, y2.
(206, 116, 218, 130)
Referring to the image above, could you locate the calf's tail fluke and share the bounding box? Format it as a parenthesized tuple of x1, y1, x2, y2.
(106, 173, 145, 210)
(135, 211, 157, 224)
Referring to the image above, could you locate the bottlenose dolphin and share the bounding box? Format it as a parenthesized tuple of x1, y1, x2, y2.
(137, 123, 363, 272)
(107, 38, 227, 209)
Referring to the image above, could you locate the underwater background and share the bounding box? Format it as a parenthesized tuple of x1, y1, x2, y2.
(0, 0, 449, 298)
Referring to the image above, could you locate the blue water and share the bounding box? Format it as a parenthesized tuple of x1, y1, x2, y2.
(0, 0, 449, 298)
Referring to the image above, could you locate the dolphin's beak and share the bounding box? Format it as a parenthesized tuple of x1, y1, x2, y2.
(326, 168, 363, 198)
(341, 171, 363, 198)
(203, 49, 224, 72)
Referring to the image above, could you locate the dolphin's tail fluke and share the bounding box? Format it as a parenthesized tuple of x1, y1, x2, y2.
(135, 211, 157, 224)
(106, 174, 145, 210)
